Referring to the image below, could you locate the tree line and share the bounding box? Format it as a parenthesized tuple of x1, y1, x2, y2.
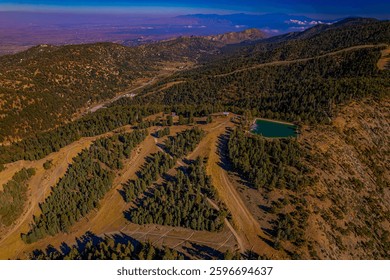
(157, 47, 389, 125)
(30, 233, 185, 260)
(155, 127, 170, 138)
(122, 151, 175, 202)
(127, 158, 226, 232)
(0, 105, 161, 164)
(122, 127, 205, 203)
(227, 129, 315, 254)
(0, 168, 36, 227)
(228, 129, 314, 191)
(165, 127, 205, 157)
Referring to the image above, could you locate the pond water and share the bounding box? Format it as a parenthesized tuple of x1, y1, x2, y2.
(251, 119, 297, 138)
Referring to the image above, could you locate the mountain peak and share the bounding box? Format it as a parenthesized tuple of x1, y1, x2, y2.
(205, 28, 266, 44)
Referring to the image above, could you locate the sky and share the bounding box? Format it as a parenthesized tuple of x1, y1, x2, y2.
(0, 0, 389, 18)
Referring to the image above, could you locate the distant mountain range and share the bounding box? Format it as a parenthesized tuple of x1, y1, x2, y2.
(176, 13, 336, 34)
(204, 28, 266, 44)
(0, 12, 337, 56)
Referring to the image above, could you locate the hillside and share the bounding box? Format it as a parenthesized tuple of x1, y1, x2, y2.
(301, 98, 390, 259)
(0, 38, 218, 143)
(0, 18, 389, 260)
(0, 27, 266, 144)
(226, 98, 389, 259)
(221, 18, 390, 63)
(0, 43, 152, 143)
(131, 19, 390, 125)
(205, 28, 266, 44)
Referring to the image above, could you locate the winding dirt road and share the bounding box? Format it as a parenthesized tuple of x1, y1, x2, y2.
(214, 44, 388, 78)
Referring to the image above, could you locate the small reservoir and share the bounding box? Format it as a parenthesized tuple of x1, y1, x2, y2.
(251, 119, 297, 138)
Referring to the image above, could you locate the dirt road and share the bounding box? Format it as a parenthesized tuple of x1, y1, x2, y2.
(214, 44, 388, 78)
(88, 76, 157, 113)
(203, 118, 282, 258)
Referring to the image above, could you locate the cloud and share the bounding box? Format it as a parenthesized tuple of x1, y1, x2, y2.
(286, 19, 325, 26)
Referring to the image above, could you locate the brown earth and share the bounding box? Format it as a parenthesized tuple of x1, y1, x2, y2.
(377, 46, 390, 70)
(232, 98, 390, 259)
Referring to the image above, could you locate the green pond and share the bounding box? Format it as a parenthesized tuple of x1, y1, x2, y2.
(251, 119, 297, 138)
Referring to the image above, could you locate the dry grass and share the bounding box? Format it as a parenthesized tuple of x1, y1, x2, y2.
(377, 46, 390, 70)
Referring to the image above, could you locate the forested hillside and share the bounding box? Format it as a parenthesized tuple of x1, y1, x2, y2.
(133, 19, 390, 124)
(0, 37, 221, 142)
(21, 130, 147, 243)
(0, 43, 151, 142)
(0, 168, 35, 227)
(127, 158, 226, 231)
(0, 105, 160, 164)
(1, 18, 388, 143)
(219, 18, 390, 66)
(225, 98, 389, 259)
(136, 47, 388, 124)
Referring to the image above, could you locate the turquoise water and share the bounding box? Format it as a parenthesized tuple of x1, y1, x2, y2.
(252, 119, 297, 138)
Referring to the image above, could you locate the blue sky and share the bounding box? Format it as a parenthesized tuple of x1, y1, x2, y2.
(1, 1, 389, 18)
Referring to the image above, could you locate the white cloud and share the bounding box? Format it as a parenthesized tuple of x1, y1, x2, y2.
(285, 19, 326, 26)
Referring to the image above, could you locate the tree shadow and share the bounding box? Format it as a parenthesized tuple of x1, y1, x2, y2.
(183, 242, 223, 260)
(156, 143, 170, 154)
(31, 231, 104, 259)
(110, 232, 142, 251)
(31, 231, 159, 260)
(196, 120, 207, 125)
(262, 225, 277, 238)
(75, 231, 104, 253)
(161, 172, 176, 183)
(259, 204, 272, 213)
(123, 209, 132, 221)
(216, 132, 233, 172)
(182, 158, 195, 165)
(60, 242, 71, 255)
(216, 130, 254, 190)
(259, 235, 276, 249)
(117, 189, 127, 202)
(243, 249, 261, 260)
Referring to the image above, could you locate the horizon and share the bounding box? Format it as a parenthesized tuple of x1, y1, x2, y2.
(1, 1, 389, 56)
(1, 1, 390, 19)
